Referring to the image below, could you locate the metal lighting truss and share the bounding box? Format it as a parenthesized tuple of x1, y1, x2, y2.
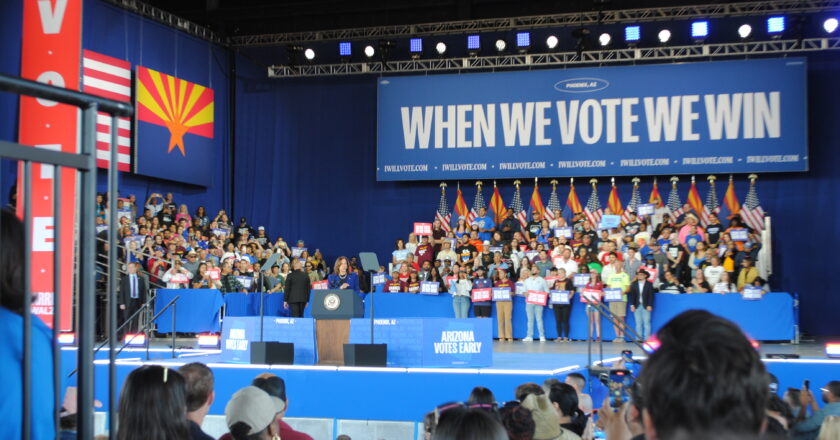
(103, 0, 226, 44)
(237, 0, 839, 47)
(267, 37, 840, 78)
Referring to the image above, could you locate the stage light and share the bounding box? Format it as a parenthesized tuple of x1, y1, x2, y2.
(364, 45, 375, 58)
(495, 39, 507, 52)
(767, 16, 785, 35)
(58, 332, 75, 345)
(691, 21, 709, 40)
(824, 18, 839, 34)
(197, 333, 220, 348)
(123, 333, 146, 346)
(516, 32, 531, 48)
(435, 42, 447, 55)
(738, 24, 753, 39)
(338, 42, 352, 57)
(658, 29, 672, 44)
(467, 35, 480, 50)
(642, 334, 661, 353)
(546, 35, 559, 49)
(827, 343, 840, 358)
(303, 48, 315, 60)
(625, 26, 641, 43)
(598, 32, 611, 47)
(409, 38, 423, 58)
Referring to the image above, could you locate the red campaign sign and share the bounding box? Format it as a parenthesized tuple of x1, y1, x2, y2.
(207, 268, 221, 281)
(18, 0, 83, 330)
(311, 280, 329, 290)
(413, 222, 433, 236)
(581, 288, 603, 304)
(471, 288, 492, 302)
(526, 290, 548, 306)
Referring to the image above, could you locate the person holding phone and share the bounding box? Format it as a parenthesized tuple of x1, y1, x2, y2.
(792, 381, 840, 440)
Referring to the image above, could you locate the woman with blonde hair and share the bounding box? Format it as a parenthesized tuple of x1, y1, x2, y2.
(818, 415, 840, 440)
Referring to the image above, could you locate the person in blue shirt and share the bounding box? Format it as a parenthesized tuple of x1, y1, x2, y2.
(0, 209, 57, 440)
(471, 266, 493, 318)
(792, 381, 840, 440)
(682, 225, 704, 253)
(471, 207, 496, 242)
(327, 256, 362, 299)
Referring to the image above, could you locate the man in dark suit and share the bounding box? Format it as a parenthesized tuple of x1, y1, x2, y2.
(283, 259, 311, 317)
(628, 269, 656, 340)
(119, 262, 148, 334)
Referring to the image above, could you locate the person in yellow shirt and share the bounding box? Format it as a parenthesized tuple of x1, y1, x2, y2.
(737, 257, 759, 291)
(604, 260, 631, 343)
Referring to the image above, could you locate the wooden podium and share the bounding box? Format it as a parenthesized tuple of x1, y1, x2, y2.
(311, 290, 364, 365)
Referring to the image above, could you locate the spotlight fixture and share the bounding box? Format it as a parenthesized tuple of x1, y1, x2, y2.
(598, 32, 611, 47)
(658, 29, 672, 44)
(303, 48, 315, 60)
(435, 41, 447, 55)
(738, 24, 753, 39)
(516, 32, 531, 52)
(495, 39, 507, 52)
(379, 40, 394, 63)
(546, 35, 559, 49)
(409, 38, 423, 59)
(467, 35, 480, 56)
(824, 18, 838, 34)
(767, 16, 786, 35)
(625, 26, 641, 44)
(364, 45, 375, 58)
(691, 21, 709, 42)
(338, 42, 352, 57)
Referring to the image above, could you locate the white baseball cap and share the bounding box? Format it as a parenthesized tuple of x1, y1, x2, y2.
(225, 386, 286, 435)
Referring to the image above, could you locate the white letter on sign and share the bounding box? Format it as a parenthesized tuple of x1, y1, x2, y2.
(37, 0, 69, 34)
(35, 71, 65, 107)
(33, 217, 55, 252)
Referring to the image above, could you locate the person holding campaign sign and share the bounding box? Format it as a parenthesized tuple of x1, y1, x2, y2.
(328, 256, 362, 298)
(628, 270, 656, 341)
(406, 271, 421, 293)
(604, 261, 631, 342)
(582, 271, 604, 341)
(471, 267, 493, 317)
(383, 271, 406, 293)
(452, 271, 473, 318)
(494, 268, 514, 341)
(162, 259, 194, 289)
(522, 266, 549, 342)
(551, 269, 575, 342)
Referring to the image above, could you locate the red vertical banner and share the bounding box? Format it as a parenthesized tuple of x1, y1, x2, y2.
(17, 0, 82, 330)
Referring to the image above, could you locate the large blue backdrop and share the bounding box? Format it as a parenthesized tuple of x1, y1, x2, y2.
(0, 1, 839, 336)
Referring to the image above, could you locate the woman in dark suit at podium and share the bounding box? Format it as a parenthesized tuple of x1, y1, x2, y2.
(328, 256, 361, 298)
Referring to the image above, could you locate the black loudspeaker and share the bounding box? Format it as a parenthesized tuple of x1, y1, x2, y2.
(343, 343, 387, 367)
(250, 342, 294, 365)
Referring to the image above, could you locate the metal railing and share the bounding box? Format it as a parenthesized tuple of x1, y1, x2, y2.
(0, 72, 132, 440)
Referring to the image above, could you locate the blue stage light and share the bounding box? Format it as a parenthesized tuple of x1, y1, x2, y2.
(625, 26, 641, 42)
(516, 32, 531, 48)
(767, 16, 785, 34)
(691, 21, 709, 38)
(339, 42, 352, 56)
(467, 35, 480, 50)
(410, 38, 423, 53)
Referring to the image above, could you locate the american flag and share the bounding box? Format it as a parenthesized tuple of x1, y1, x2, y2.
(82, 50, 132, 171)
(468, 184, 486, 224)
(545, 183, 561, 222)
(509, 183, 528, 228)
(701, 178, 721, 226)
(436, 184, 452, 233)
(584, 182, 604, 226)
(741, 178, 765, 232)
(621, 181, 641, 224)
(666, 179, 685, 218)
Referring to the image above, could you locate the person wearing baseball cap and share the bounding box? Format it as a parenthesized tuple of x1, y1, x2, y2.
(224, 386, 285, 440)
(471, 266, 493, 318)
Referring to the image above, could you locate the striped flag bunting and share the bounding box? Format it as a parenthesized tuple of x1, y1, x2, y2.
(82, 49, 132, 171)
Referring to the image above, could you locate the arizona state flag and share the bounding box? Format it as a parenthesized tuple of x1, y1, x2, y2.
(489, 183, 506, 224)
(453, 185, 469, 222)
(607, 182, 623, 216)
(687, 178, 705, 216)
(649, 179, 664, 207)
(135, 66, 214, 186)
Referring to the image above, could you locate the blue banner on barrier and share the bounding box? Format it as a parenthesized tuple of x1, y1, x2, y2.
(220, 316, 317, 364)
(377, 58, 807, 180)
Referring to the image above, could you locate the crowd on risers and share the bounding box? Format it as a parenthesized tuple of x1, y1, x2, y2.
(99, 191, 770, 337)
(46, 312, 840, 440)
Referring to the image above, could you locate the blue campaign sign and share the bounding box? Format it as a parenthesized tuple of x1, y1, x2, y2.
(377, 58, 807, 181)
(220, 316, 317, 364)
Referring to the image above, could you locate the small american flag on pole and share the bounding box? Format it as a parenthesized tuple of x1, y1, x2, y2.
(584, 179, 604, 226)
(621, 178, 641, 224)
(701, 176, 721, 226)
(82, 50, 132, 171)
(545, 180, 561, 222)
(666, 177, 685, 218)
(509, 180, 527, 228)
(436, 183, 452, 233)
(468, 181, 486, 224)
(741, 174, 765, 232)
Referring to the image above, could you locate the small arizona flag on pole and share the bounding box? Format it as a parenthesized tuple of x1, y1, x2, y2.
(489, 181, 506, 224)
